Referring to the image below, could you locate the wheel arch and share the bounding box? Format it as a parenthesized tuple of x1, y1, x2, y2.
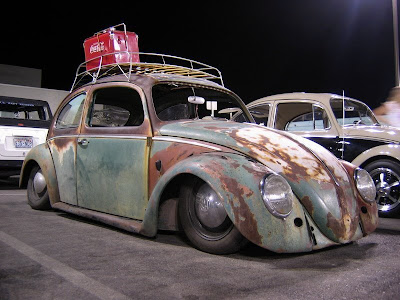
(358, 155, 400, 169)
(20, 159, 39, 188)
(352, 144, 400, 168)
(19, 144, 60, 205)
(156, 173, 197, 231)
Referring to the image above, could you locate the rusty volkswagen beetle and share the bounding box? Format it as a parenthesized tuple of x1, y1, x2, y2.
(20, 54, 378, 254)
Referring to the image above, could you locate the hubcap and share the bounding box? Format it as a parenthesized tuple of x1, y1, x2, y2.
(370, 167, 400, 212)
(33, 171, 46, 195)
(194, 184, 227, 229)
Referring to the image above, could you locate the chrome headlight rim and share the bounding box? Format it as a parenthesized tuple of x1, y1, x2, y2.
(260, 173, 293, 219)
(354, 168, 376, 203)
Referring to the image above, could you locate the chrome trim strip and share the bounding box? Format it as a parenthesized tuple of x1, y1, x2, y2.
(153, 136, 222, 151)
(48, 135, 222, 151)
(48, 135, 147, 141)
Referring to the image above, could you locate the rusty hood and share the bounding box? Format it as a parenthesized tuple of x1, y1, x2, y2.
(159, 120, 360, 243)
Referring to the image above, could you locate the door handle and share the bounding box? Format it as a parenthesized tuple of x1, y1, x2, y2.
(78, 138, 89, 146)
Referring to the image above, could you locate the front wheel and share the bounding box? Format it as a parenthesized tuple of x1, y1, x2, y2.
(364, 159, 400, 217)
(27, 165, 51, 210)
(179, 178, 247, 254)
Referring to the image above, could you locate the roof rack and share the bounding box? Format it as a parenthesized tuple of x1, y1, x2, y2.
(71, 52, 224, 91)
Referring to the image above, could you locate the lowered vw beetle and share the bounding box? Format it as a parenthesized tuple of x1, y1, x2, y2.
(19, 55, 378, 254)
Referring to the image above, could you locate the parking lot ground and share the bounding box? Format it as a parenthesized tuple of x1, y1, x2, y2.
(1, 180, 400, 300)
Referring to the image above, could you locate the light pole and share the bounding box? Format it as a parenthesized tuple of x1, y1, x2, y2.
(392, 0, 400, 86)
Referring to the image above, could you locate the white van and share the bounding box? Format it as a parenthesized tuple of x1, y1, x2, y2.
(0, 96, 52, 178)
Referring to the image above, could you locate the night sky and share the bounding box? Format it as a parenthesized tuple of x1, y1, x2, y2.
(3, 0, 398, 109)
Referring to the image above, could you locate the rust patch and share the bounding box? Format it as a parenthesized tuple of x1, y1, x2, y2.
(327, 212, 359, 241)
(222, 176, 263, 245)
(230, 128, 328, 184)
(301, 196, 314, 216)
(49, 137, 75, 152)
(148, 142, 215, 196)
(197, 155, 263, 245)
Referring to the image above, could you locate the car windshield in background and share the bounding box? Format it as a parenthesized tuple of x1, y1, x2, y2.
(152, 84, 249, 122)
(330, 98, 378, 126)
(0, 97, 52, 128)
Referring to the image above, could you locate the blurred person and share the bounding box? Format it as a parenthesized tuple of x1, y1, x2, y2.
(373, 87, 400, 126)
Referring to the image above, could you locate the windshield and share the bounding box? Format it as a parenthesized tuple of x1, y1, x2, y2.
(330, 98, 378, 126)
(152, 84, 251, 122)
(0, 96, 52, 128)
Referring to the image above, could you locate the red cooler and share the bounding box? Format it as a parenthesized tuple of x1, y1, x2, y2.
(83, 24, 140, 70)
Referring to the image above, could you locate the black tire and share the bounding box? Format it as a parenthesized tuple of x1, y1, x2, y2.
(27, 165, 51, 210)
(178, 177, 247, 254)
(364, 159, 400, 217)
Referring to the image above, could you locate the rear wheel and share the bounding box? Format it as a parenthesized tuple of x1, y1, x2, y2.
(179, 177, 246, 254)
(27, 165, 51, 210)
(364, 159, 400, 217)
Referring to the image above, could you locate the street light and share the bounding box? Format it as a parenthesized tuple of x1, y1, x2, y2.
(392, 0, 399, 86)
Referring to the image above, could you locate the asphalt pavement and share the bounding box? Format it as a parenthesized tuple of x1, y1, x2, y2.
(0, 178, 400, 300)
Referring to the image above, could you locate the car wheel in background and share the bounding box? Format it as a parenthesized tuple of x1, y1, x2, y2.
(365, 159, 400, 217)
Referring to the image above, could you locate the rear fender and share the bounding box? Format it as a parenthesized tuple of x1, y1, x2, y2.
(20, 143, 60, 205)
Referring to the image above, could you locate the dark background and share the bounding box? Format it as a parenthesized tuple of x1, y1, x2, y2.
(2, 0, 397, 109)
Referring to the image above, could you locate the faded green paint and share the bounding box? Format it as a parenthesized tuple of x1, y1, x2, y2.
(48, 137, 78, 205)
(76, 137, 148, 220)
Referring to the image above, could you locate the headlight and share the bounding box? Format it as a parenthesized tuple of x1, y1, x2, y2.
(355, 168, 376, 203)
(260, 174, 293, 218)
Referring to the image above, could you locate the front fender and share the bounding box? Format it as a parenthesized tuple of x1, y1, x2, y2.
(144, 152, 315, 253)
(20, 143, 60, 205)
(340, 160, 379, 235)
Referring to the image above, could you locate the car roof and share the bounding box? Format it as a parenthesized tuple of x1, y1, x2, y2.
(76, 72, 229, 94)
(249, 92, 359, 106)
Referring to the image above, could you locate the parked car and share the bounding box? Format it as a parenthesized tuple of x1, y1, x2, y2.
(19, 56, 378, 254)
(0, 97, 52, 178)
(239, 92, 400, 217)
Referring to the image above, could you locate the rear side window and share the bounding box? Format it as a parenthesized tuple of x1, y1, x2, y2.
(275, 102, 330, 131)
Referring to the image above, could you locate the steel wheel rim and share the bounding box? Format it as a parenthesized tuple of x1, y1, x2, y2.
(190, 182, 232, 240)
(33, 170, 47, 196)
(370, 167, 400, 212)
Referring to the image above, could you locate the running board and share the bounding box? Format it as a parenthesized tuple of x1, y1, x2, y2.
(52, 202, 143, 234)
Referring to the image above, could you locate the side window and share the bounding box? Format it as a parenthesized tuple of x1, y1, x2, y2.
(87, 87, 144, 127)
(249, 104, 270, 125)
(275, 102, 330, 131)
(56, 94, 86, 129)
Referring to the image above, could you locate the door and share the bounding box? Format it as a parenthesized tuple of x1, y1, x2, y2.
(48, 93, 86, 205)
(76, 85, 150, 220)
